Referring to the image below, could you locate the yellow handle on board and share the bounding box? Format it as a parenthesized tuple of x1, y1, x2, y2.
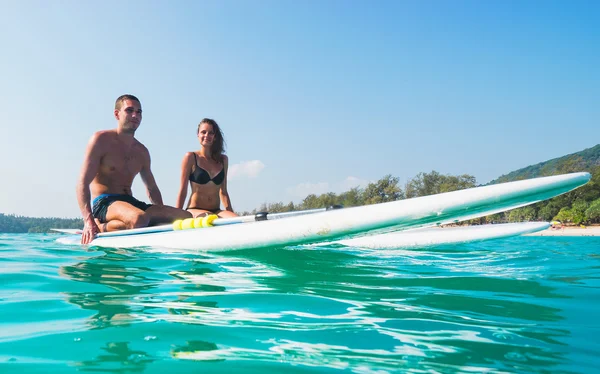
(172, 215, 219, 231)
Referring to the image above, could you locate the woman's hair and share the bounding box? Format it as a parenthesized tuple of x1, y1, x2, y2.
(197, 118, 226, 162)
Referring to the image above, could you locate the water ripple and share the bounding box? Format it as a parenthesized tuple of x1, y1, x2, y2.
(0, 234, 598, 373)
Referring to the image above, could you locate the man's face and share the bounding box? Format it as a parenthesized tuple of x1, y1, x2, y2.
(115, 99, 142, 133)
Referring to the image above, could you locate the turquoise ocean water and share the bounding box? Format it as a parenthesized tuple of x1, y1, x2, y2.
(0, 233, 599, 373)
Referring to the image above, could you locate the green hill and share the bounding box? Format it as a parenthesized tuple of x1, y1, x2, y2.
(482, 144, 600, 225)
(490, 144, 600, 184)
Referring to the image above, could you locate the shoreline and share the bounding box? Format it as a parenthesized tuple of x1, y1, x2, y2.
(525, 226, 600, 237)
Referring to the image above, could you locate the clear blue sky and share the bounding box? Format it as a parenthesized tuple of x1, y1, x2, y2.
(1, 0, 598, 218)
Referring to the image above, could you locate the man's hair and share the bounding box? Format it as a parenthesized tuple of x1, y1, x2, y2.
(198, 118, 226, 162)
(115, 94, 141, 110)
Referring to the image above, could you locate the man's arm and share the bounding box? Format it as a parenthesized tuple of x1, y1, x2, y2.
(140, 149, 164, 205)
(76, 133, 103, 244)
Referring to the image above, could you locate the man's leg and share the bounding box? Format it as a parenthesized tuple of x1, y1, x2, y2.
(145, 205, 192, 226)
(104, 201, 149, 230)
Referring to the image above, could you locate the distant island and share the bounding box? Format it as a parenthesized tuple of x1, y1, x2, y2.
(2, 144, 600, 233)
(0, 214, 82, 233)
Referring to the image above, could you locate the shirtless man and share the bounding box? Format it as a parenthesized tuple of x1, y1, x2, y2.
(76, 94, 191, 244)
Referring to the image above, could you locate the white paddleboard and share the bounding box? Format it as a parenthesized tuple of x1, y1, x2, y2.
(55, 172, 590, 251)
(320, 222, 551, 249)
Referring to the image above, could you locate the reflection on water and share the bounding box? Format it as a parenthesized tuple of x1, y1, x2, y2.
(171, 340, 223, 362)
(73, 342, 154, 372)
(2, 234, 598, 372)
(59, 252, 157, 330)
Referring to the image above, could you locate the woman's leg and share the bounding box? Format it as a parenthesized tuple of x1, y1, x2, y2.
(217, 210, 238, 218)
(187, 208, 214, 218)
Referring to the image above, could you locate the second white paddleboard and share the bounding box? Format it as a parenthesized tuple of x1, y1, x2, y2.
(323, 222, 551, 249)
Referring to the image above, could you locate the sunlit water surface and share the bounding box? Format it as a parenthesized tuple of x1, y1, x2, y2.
(1, 233, 599, 373)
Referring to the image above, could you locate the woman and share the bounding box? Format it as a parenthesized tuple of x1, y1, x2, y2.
(176, 118, 237, 218)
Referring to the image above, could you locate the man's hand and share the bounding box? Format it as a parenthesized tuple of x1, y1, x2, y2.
(81, 218, 99, 244)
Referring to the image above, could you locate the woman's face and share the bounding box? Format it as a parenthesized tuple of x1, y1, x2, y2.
(198, 122, 215, 147)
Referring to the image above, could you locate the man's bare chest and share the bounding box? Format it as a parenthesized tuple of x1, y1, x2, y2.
(100, 148, 144, 175)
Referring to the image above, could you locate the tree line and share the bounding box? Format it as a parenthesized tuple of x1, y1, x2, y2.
(246, 167, 600, 226)
(0, 214, 82, 233)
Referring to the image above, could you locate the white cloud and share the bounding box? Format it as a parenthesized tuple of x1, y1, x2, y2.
(285, 176, 372, 200)
(229, 160, 265, 180)
(286, 182, 331, 198)
(339, 176, 370, 191)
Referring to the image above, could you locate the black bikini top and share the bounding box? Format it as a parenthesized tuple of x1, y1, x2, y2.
(189, 153, 225, 185)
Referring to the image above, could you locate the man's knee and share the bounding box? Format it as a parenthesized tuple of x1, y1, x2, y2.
(160, 206, 192, 219)
(129, 212, 150, 229)
(177, 209, 193, 219)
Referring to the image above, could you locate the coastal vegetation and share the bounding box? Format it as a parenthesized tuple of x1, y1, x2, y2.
(246, 172, 477, 213)
(477, 165, 600, 225)
(486, 144, 600, 225)
(0, 214, 81, 233)
(491, 144, 600, 184)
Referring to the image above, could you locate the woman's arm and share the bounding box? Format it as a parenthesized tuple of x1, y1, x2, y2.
(176, 152, 193, 209)
(219, 155, 234, 212)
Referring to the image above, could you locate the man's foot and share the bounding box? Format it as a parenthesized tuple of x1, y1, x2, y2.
(94, 219, 108, 233)
(95, 219, 127, 232)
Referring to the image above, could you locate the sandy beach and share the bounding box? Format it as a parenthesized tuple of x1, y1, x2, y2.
(525, 226, 600, 237)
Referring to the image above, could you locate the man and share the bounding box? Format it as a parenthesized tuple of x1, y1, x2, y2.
(76, 94, 191, 244)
